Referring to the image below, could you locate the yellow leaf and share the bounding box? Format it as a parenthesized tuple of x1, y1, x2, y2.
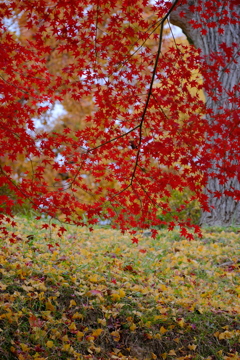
(97, 318, 106, 326)
(178, 318, 185, 328)
(160, 326, 167, 334)
(86, 335, 94, 342)
(92, 328, 103, 337)
(39, 292, 45, 301)
(33, 283, 47, 291)
(145, 321, 152, 328)
(188, 344, 197, 350)
(62, 343, 70, 352)
(0, 283, 7, 290)
(20, 343, 29, 352)
(73, 312, 83, 320)
(159, 284, 168, 292)
(69, 322, 77, 330)
(69, 300, 77, 307)
(46, 340, 54, 348)
(152, 353, 157, 359)
(111, 293, 120, 302)
(219, 331, 234, 340)
(62, 335, 69, 342)
(51, 329, 61, 339)
(89, 274, 99, 283)
(45, 300, 56, 312)
(111, 331, 120, 342)
(118, 289, 126, 298)
(130, 323, 136, 331)
(22, 285, 34, 292)
(168, 349, 176, 356)
(76, 331, 84, 340)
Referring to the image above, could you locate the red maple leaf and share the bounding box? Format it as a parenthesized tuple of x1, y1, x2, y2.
(0, 0, 238, 239)
(131, 237, 139, 244)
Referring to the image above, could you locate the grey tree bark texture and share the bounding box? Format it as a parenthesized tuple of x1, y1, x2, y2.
(170, 1, 240, 226)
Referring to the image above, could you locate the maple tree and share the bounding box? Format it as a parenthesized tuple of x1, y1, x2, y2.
(0, 0, 239, 236)
(170, 0, 240, 226)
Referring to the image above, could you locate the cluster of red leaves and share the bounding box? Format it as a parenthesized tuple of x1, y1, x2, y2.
(0, 0, 239, 236)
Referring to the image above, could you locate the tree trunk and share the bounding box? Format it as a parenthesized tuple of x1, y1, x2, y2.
(170, 0, 240, 226)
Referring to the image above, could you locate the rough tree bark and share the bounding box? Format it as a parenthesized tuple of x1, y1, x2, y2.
(170, 0, 240, 226)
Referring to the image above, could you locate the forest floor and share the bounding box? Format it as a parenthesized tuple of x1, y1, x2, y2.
(0, 217, 239, 360)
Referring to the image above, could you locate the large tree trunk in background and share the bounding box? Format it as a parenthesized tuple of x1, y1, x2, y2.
(170, 1, 240, 226)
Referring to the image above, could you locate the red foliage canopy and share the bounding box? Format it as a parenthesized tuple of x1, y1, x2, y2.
(0, 0, 239, 238)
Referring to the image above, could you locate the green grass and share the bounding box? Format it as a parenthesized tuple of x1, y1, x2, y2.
(0, 216, 239, 360)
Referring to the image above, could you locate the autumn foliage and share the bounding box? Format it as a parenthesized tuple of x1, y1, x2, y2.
(0, 0, 240, 236)
(0, 218, 239, 360)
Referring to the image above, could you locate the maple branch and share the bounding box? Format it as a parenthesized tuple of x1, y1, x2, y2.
(85, 124, 141, 153)
(107, 183, 132, 201)
(0, 123, 23, 141)
(75, 1, 181, 163)
(128, 0, 180, 185)
(167, 18, 181, 53)
(93, 3, 181, 202)
(0, 75, 31, 96)
(135, 178, 163, 209)
(72, 0, 181, 202)
(0, 165, 29, 202)
(130, 21, 165, 185)
(120, 0, 180, 64)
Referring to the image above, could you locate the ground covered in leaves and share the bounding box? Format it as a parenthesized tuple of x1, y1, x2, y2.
(0, 218, 239, 360)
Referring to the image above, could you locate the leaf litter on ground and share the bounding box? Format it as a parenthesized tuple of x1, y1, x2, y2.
(0, 217, 239, 360)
